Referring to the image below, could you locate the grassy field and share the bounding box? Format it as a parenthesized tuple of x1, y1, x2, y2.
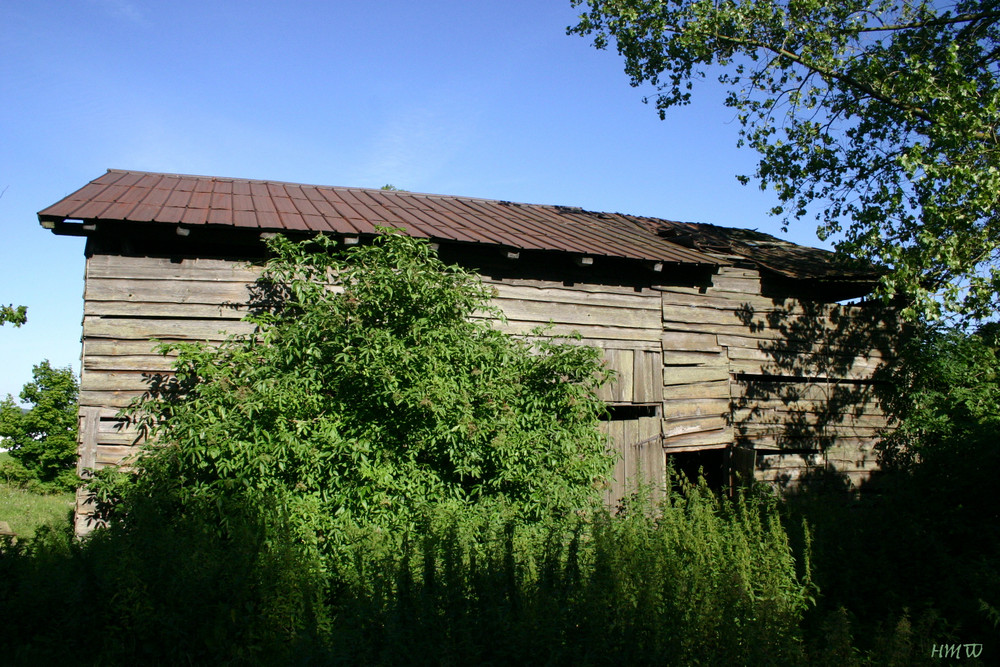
(0, 453, 74, 539)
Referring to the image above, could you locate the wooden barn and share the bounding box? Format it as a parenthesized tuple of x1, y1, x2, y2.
(40, 170, 893, 526)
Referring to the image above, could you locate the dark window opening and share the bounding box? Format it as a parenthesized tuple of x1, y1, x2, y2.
(602, 404, 661, 420)
(668, 448, 728, 490)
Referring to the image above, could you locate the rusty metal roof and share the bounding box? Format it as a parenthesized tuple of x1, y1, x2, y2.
(39, 169, 876, 280)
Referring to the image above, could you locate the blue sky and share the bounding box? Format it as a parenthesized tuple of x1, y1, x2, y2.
(0, 0, 823, 400)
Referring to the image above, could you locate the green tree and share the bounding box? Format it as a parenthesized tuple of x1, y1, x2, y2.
(0, 304, 26, 327)
(0, 360, 79, 491)
(98, 231, 614, 563)
(875, 321, 1000, 467)
(570, 0, 1000, 321)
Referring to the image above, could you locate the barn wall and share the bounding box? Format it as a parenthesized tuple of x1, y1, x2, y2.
(74, 250, 890, 531)
(75, 251, 668, 523)
(658, 264, 890, 489)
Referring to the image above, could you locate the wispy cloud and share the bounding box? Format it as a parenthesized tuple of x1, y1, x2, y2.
(89, 0, 145, 24)
(355, 106, 474, 192)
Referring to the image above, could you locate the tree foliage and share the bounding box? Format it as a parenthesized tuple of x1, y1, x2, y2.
(570, 0, 1000, 321)
(97, 232, 614, 562)
(0, 304, 26, 327)
(0, 361, 79, 491)
(875, 321, 1000, 467)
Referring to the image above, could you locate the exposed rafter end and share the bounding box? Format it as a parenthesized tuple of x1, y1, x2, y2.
(648, 261, 664, 272)
(575, 256, 594, 267)
(176, 226, 191, 237)
(40, 220, 56, 230)
(82, 223, 97, 232)
(504, 249, 520, 260)
(342, 235, 360, 245)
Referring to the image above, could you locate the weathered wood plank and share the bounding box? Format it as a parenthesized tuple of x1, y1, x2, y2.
(663, 366, 731, 386)
(661, 350, 725, 365)
(81, 370, 168, 393)
(496, 320, 661, 342)
(77, 407, 100, 475)
(94, 445, 138, 466)
(732, 408, 887, 427)
(727, 358, 879, 380)
(492, 283, 661, 310)
(84, 355, 177, 372)
(737, 424, 883, 439)
(663, 415, 729, 438)
(485, 276, 656, 296)
(662, 304, 747, 327)
(87, 254, 263, 281)
(633, 350, 662, 403)
(494, 298, 661, 330)
(83, 316, 256, 341)
(85, 277, 255, 304)
(661, 330, 721, 352)
(662, 427, 732, 448)
(710, 275, 762, 294)
(662, 380, 730, 400)
(85, 301, 249, 319)
(600, 349, 634, 403)
(717, 332, 889, 356)
(731, 381, 880, 404)
(662, 398, 731, 420)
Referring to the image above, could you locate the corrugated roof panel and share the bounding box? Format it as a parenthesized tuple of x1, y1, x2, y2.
(70, 200, 114, 220)
(157, 207, 187, 224)
(109, 172, 146, 187)
(140, 184, 174, 209)
(186, 191, 212, 215)
(192, 179, 214, 194)
(171, 178, 195, 192)
(233, 210, 259, 228)
(99, 201, 138, 221)
(323, 216, 361, 234)
(164, 189, 192, 208)
(233, 194, 254, 211)
(92, 170, 128, 186)
(272, 194, 299, 215)
(255, 209, 281, 228)
(94, 184, 132, 202)
(251, 194, 277, 213)
(129, 204, 165, 221)
(210, 193, 233, 210)
(289, 195, 320, 218)
(278, 210, 311, 231)
(180, 207, 208, 225)
(42, 170, 806, 271)
(207, 207, 232, 226)
(301, 214, 335, 232)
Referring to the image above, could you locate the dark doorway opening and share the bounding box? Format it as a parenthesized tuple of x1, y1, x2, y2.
(667, 448, 728, 490)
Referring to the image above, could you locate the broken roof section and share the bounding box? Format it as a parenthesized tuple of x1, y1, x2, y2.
(39, 169, 878, 282)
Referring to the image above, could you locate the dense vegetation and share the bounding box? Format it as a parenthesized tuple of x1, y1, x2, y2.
(0, 360, 79, 492)
(91, 231, 615, 571)
(1, 483, 813, 665)
(784, 322, 1000, 661)
(571, 0, 1000, 322)
(1, 234, 996, 664)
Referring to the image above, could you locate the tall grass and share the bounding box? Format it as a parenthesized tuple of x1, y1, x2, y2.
(0, 480, 811, 665)
(328, 484, 811, 665)
(0, 482, 74, 542)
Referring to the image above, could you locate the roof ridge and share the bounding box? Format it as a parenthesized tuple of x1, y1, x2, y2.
(103, 168, 568, 210)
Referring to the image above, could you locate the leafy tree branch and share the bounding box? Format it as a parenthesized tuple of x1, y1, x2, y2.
(571, 0, 1000, 320)
(0, 304, 27, 327)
